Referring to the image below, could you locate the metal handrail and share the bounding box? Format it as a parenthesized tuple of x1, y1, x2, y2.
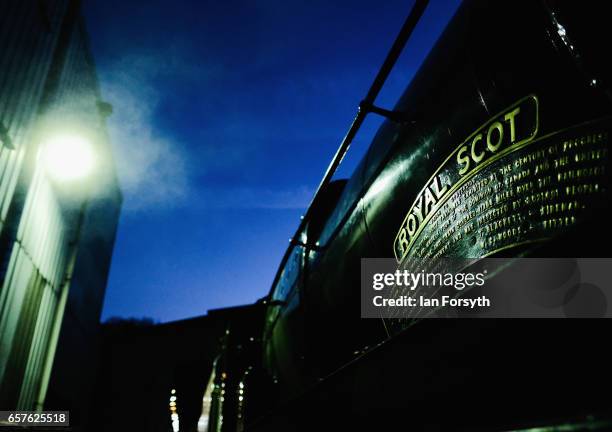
(266, 0, 429, 300)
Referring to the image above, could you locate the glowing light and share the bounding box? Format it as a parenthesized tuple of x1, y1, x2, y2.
(198, 370, 215, 432)
(557, 23, 566, 37)
(169, 388, 180, 431)
(41, 134, 95, 182)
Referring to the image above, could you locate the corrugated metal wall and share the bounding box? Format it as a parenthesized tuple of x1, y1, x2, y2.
(0, 164, 69, 408)
(0, 0, 72, 409)
(0, 0, 120, 413)
(0, 0, 69, 231)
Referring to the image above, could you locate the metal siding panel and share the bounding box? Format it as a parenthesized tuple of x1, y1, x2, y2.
(0, 0, 68, 234)
(0, 248, 35, 383)
(18, 283, 56, 409)
(1, 1, 121, 413)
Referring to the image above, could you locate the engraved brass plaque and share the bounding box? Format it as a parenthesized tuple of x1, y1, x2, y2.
(394, 95, 609, 261)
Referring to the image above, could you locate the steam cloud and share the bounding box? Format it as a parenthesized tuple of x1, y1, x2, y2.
(98, 51, 316, 213)
(99, 53, 191, 213)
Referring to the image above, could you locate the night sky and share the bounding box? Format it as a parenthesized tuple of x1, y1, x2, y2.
(83, 0, 461, 323)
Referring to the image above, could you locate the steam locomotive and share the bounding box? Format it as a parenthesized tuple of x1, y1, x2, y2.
(206, 1, 612, 430)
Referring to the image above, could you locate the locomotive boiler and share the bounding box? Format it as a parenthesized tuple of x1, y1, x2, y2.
(207, 1, 612, 430)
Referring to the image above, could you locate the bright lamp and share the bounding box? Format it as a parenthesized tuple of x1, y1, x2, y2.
(41, 134, 95, 182)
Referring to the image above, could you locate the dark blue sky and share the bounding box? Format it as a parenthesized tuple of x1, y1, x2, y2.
(83, 0, 460, 322)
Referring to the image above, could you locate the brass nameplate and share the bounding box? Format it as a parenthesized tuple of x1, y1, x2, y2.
(394, 95, 609, 262)
(394, 95, 539, 261)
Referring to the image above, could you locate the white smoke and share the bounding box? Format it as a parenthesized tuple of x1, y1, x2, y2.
(97, 51, 318, 213)
(98, 53, 192, 212)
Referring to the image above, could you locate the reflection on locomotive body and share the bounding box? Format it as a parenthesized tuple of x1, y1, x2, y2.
(207, 1, 612, 430)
